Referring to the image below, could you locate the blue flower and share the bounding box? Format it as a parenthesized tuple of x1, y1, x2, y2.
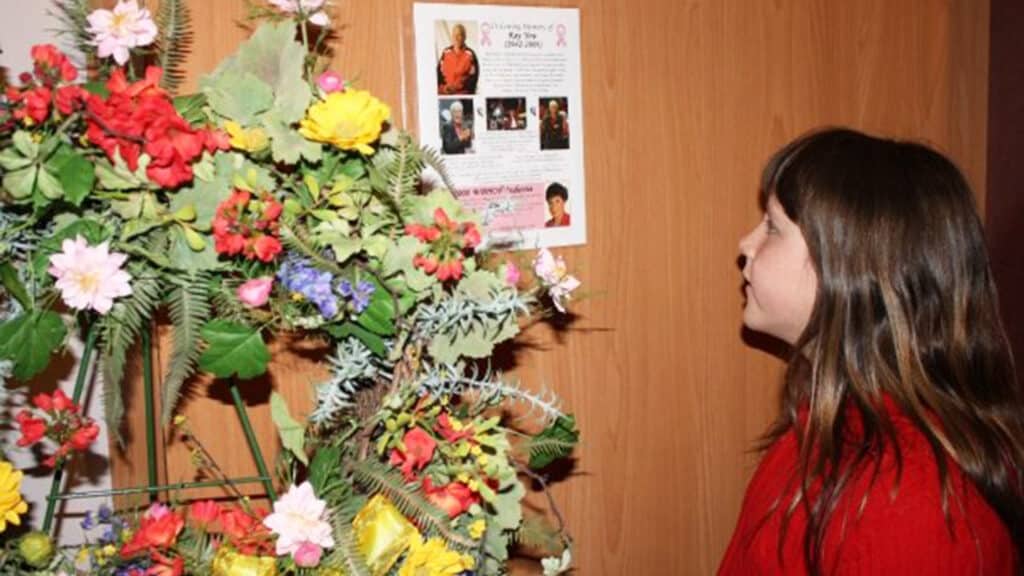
(80, 511, 94, 530)
(278, 255, 339, 319)
(339, 279, 376, 313)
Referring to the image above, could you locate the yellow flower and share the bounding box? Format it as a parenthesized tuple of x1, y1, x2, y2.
(0, 460, 28, 534)
(299, 89, 390, 155)
(224, 120, 270, 153)
(398, 533, 475, 576)
(211, 546, 278, 576)
(468, 519, 486, 540)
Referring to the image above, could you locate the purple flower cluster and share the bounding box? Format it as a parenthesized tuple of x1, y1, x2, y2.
(278, 256, 339, 318)
(339, 279, 375, 313)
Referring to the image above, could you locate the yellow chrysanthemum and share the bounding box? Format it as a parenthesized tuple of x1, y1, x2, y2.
(224, 120, 270, 153)
(398, 533, 475, 576)
(0, 460, 28, 534)
(299, 89, 390, 155)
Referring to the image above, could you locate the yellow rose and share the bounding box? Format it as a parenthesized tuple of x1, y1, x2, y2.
(0, 460, 28, 534)
(299, 90, 391, 155)
(224, 121, 270, 153)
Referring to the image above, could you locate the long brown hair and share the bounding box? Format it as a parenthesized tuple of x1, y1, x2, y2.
(758, 128, 1023, 573)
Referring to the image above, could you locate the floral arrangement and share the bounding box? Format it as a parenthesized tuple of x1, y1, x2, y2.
(0, 1, 581, 575)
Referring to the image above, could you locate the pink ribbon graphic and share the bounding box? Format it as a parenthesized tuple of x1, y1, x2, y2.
(556, 23, 567, 47)
(480, 23, 492, 47)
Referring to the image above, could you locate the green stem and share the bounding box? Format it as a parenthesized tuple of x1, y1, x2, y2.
(42, 321, 100, 534)
(142, 326, 160, 501)
(229, 381, 277, 501)
(52, 476, 271, 501)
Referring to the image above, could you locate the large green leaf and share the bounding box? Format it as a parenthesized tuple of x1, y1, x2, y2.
(94, 154, 150, 190)
(0, 263, 30, 309)
(3, 166, 38, 199)
(0, 310, 67, 381)
(49, 146, 95, 206)
(263, 115, 322, 165)
(198, 320, 269, 379)
(234, 22, 311, 123)
(325, 322, 387, 357)
(270, 392, 308, 465)
(528, 415, 580, 469)
(202, 70, 273, 124)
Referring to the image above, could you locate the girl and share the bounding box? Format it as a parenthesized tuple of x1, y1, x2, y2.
(720, 128, 1023, 574)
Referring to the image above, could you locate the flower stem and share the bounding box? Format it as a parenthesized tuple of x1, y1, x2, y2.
(229, 380, 277, 501)
(142, 325, 160, 502)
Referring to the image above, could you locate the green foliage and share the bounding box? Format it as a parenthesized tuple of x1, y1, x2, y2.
(198, 320, 270, 379)
(525, 415, 579, 470)
(270, 391, 307, 465)
(47, 0, 94, 68)
(326, 513, 372, 576)
(161, 273, 211, 424)
(0, 310, 67, 381)
(155, 0, 194, 94)
(351, 460, 476, 550)
(0, 263, 30, 310)
(48, 146, 95, 206)
(99, 272, 163, 442)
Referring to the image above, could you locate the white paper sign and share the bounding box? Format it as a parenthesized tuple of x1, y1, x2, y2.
(413, 3, 586, 249)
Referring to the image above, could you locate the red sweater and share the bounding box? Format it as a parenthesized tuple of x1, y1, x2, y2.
(719, 399, 1017, 575)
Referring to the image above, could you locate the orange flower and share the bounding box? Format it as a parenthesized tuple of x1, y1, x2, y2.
(188, 500, 220, 529)
(422, 478, 479, 518)
(388, 427, 436, 481)
(120, 504, 184, 558)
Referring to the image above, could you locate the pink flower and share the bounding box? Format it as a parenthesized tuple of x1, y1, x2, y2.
(533, 249, 581, 313)
(48, 236, 133, 315)
(237, 277, 273, 308)
(262, 482, 335, 557)
(503, 261, 521, 286)
(86, 1, 158, 65)
(317, 71, 345, 94)
(293, 542, 323, 567)
(268, 0, 330, 26)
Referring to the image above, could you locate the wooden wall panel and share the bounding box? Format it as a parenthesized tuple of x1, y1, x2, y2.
(112, 1, 989, 573)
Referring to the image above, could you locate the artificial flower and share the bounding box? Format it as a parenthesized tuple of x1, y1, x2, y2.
(149, 551, 185, 576)
(533, 248, 581, 313)
(398, 532, 475, 576)
(299, 89, 390, 154)
(48, 235, 133, 314)
(262, 482, 335, 558)
(0, 460, 28, 534)
(503, 260, 521, 286)
(268, 0, 330, 27)
(422, 477, 479, 518)
(352, 495, 417, 576)
(224, 120, 270, 153)
(317, 70, 345, 93)
(389, 427, 436, 481)
(217, 506, 275, 555)
(86, 0, 158, 65)
(435, 413, 474, 443)
(237, 277, 274, 308)
(33, 389, 76, 413)
(69, 422, 100, 450)
(338, 279, 375, 313)
(120, 503, 185, 557)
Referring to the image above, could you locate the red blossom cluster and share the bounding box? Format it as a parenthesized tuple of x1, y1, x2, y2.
(387, 417, 483, 519)
(16, 389, 100, 468)
(84, 67, 228, 189)
(406, 208, 481, 282)
(4, 44, 86, 127)
(119, 504, 186, 576)
(212, 189, 284, 262)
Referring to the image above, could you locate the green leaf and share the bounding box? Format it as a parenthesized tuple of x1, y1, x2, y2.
(12, 131, 39, 159)
(528, 415, 580, 469)
(94, 154, 149, 190)
(198, 320, 269, 379)
(0, 311, 67, 381)
(121, 218, 165, 241)
(355, 291, 396, 336)
(181, 225, 206, 251)
(0, 148, 33, 171)
(162, 275, 211, 424)
(3, 166, 38, 200)
(49, 146, 95, 206)
(35, 166, 64, 200)
(325, 322, 387, 357)
(202, 70, 273, 124)
(235, 22, 311, 123)
(0, 263, 30, 310)
(173, 93, 208, 125)
(270, 392, 308, 465)
(308, 444, 342, 494)
(170, 157, 236, 232)
(168, 226, 222, 272)
(263, 116, 322, 165)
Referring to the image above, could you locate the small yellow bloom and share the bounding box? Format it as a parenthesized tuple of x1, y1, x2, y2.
(467, 479, 479, 492)
(398, 533, 475, 576)
(0, 460, 28, 534)
(456, 473, 470, 484)
(299, 89, 391, 155)
(468, 519, 486, 540)
(224, 120, 270, 153)
(173, 414, 188, 427)
(211, 546, 278, 576)
(469, 445, 482, 456)
(476, 454, 489, 467)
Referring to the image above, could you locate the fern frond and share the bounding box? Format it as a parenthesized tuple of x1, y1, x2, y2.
(420, 145, 457, 193)
(351, 460, 476, 550)
(511, 513, 563, 555)
(324, 510, 372, 576)
(155, 0, 194, 94)
(161, 272, 210, 424)
(99, 272, 163, 443)
(47, 0, 94, 68)
(279, 223, 346, 276)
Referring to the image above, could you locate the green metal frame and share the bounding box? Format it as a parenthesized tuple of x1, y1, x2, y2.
(41, 322, 276, 535)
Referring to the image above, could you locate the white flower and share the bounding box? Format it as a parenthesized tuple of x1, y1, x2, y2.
(48, 236, 133, 315)
(533, 249, 581, 313)
(268, 0, 330, 26)
(86, 1, 158, 65)
(262, 482, 335, 557)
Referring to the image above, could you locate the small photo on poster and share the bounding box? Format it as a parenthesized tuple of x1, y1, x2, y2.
(435, 20, 480, 95)
(544, 181, 571, 228)
(439, 98, 475, 155)
(539, 97, 570, 150)
(486, 97, 527, 131)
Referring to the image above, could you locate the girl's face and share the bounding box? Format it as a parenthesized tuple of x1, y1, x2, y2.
(738, 195, 818, 344)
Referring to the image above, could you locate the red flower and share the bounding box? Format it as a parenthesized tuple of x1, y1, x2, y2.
(30, 44, 77, 84)
(216, 506, 274, 555)
(15, 86, 52, 125)
(252, 235, 282, 262)
(388, 427, 437, 481)
(422, 478, 479, 518)
(121, 507, 185, 557)
(147, 551, 184, 576)
(412, 254, 439, 274)
(54, 85, 85, 115)
(405, 223, 442, 243)
(212, 190, 283, 262)
(435, 413, 474, 443)
(188, 500, 221, 529)
(69, 422, 100, 450)
(51, 389, 77, 413)
(435, 259, 464, 282)
(405, 208, 480, 282)
(16, 411, 46, 447)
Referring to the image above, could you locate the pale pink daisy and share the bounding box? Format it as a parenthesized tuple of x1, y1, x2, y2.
(86, 1, 158, 65)
(262, 482, 335, 558)
(48, 236, 133, 315)
(533, 248, 580, 313)
(268, 0, 330, 26)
